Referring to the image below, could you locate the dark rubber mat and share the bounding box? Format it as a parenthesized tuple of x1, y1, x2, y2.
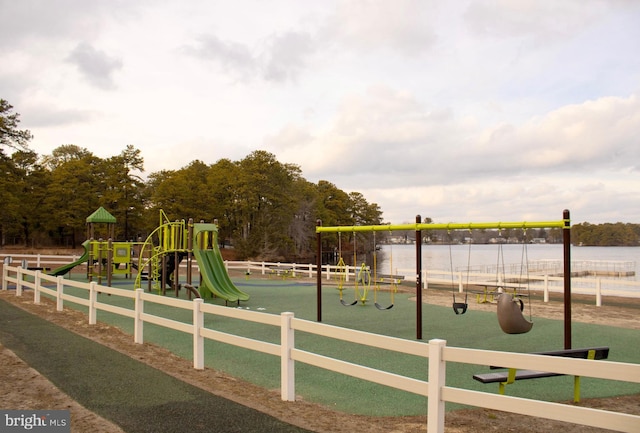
(0, 299, 312, 433)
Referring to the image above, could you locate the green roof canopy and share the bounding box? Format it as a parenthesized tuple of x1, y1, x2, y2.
(86, 207, 116, 224)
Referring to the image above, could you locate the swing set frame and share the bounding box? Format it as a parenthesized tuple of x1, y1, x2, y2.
(316, 210, 573, 345)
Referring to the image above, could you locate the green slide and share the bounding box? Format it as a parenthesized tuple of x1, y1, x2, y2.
(50, 239, 91, 276)
(192, 223, 249, 304)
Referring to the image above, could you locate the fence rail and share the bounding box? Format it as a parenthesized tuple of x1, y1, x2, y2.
(2, 265, 639, 433)
(2, 253, 639, 307)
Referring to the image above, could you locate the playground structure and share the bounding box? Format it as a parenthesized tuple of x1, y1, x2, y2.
(316, 210, 572, 345)
(133, 211, 249, 304)
(50, 207, 139, 283)
(47, 207, 248, 305)
(133, 210, 192, 295)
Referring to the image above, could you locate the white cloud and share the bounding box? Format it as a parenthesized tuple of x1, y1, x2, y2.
(0, 0, 138, 50)
(463, 0, 608, 43)
(2, 0, 639, 225)
(185, 29, 316, 83)
(185, 35, 258, 80)
(21, 105, 95, 128)
(268, 87, 640, 223)
(66, 43, 123, 89)
(323, 0, 439, 55)
(475, 94, 640, 172)
(262, 31, 315, 82)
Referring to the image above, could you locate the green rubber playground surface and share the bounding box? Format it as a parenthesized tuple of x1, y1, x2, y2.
(9, 275, 640, 417)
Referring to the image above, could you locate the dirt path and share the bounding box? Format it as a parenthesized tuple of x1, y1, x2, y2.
(1, 284, 638, 433)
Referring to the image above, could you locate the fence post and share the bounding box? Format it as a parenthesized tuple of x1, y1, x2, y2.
(458, 271, 463, 293)
(89, 282, 97, 325)
(56, 276, 64, 311)
(193, 298, 204, 370)
(134, 289, 144, 344)
(596, 278, 602, 307)
(308, 264, 313, 279)
(2, 266, 7, 291)
(281, 312, 295, 401)
(34, 270, 41, 304)
(16, 266, 23, 296)
(428, 339, 447, 433)
(543, 275, 549, 303)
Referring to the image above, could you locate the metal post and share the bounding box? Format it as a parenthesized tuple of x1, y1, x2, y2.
(97, 239, 103, 286)
(416, 215, 423, 340)
(563, 209, 572, 349)
(187, 219, 193, 292)
(107, 238, 113, 287)
(316, 219, 323, 322)
(173, 220, 180, 297)
(88, 238, 94, 281)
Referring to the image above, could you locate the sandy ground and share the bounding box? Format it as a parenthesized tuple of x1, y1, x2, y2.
(1, 278, 639, 433)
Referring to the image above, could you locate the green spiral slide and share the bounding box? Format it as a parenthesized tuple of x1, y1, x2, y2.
(192, 223, 249, 304)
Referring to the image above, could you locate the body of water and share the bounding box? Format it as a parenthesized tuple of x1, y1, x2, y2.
(378, 244, 640, 281)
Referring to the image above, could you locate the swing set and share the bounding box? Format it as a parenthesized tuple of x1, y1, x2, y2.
(335, 231, 396, 309)
(446, 228, 534, 334)
(316, 210, 573, 346)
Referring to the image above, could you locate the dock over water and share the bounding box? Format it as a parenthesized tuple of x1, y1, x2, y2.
(463, 260, 636, 278)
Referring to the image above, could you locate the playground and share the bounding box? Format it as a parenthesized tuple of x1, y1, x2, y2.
(2, 209, 639, 431)
(45, 208, 250, 304)
(1, 279, 639, 433)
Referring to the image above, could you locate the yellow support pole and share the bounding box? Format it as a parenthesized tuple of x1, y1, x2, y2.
(499, 368, 517, 395)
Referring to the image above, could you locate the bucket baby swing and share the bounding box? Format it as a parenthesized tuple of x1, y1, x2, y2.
(448, 230, 470, 315)
(495, 230, 534, 334)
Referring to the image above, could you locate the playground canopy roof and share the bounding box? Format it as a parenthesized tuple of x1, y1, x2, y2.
(86, 206, 116, 224)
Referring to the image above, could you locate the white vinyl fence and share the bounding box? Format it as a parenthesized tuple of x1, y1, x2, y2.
(2, 253, 639, 306)
(2, 265, 639, 433)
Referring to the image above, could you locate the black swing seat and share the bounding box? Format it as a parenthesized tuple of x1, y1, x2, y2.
(340, 299, 358, 306)
(452, 301, 468, 315)
(374, 302, 393, 310)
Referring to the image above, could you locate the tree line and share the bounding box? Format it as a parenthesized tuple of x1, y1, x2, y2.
(571, 222, 640, 247)
(1, 99, 382, 261)
(415, 221, 639, 246)
(2, 100, 637, 262)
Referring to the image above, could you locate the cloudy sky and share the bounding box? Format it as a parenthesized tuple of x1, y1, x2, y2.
(2, 1, 639, 225)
